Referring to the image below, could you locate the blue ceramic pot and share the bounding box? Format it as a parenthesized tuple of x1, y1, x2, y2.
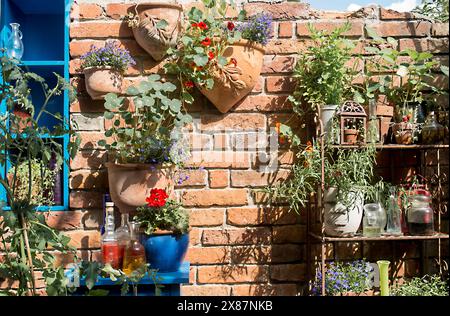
(140, 232, 189, 272)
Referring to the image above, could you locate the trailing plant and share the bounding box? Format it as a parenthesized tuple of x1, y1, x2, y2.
(236, 12, 272, 45)
(80, 42, 136, 73)
(0, 54, 80, 296)
(135, 188, 189, 235)
(98, 74, 192, 165)
(413, 0, 449, 22)
(311, 259, 374, 296)
(7, 158, 57, 206)
(391, 274, 449, 296)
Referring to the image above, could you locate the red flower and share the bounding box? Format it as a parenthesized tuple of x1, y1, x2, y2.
(198, 21, 208, 30)
(208, 51, 215, 60)
(201, 37, 211, 47)
(227, 21, 235, 31)
(184, 81, 194, 89)
(191, 22, 198, 28)
(146, 188, 169, 208)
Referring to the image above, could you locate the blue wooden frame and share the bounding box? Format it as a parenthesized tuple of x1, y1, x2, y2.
(0, 0, 72, 211)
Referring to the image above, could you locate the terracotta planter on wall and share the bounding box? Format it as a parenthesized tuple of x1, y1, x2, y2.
(199, 40, 265, 113)
(131, 2, 182, 61)
(106, 162, 174, 214)
(83, 67, 123, 100)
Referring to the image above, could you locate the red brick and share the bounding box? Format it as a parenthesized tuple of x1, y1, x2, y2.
(182, 189, 248, 207)
(71, 3, 104, 20)
(209, 170, 229, 188)
(76, 132, 106, 149)
(272, 225, 307, 243)
(189, 228, 202, 246)
(399, 38, 449, 53)
(212, 134, 228, 150)
(189, 209, 225, 227)
(106, 3, 133, 19)
(227, 207, 265, 226)
(271, 244, 304, 263)
(182, 285, 231, 296)
(270, 264, 306, 281)
(231, 246, 271, 264)
(335, 242, 362, 259)
(201, 113, 266, 131)
(186, 247, 230, 264)
(70, 150, 107, 170)
(69, 191, 103, 209)
(64, 230, 101, 249)
(53, 250, 89, 267)
(234, 95, 292, 112)
(243, 2, 313, 19)
(197, 265, 268, 284)
(46, 211, 83, 230)
(252, 77, 263, 93)
(175, 169, 207, 188)
(279, 22, 293, 38)
(70, 40, 104, 57)
(262, 56, 296, 74)
(186, 151, 250, 169)
(70, 97, 105, 113)
(231, 284, 298, 296)
(70, 21, 133, 38)
(265, 39, 315, 54)
(202, 228, 271, 245)
(82, 210, 103, 230)
(231, 170, 291, 187)
(70, 169, 108, 190)
(380, 8, 416, 20)
(266, 76, 296, 93)
(432, 22, 450, 37)
(371, 21, 431, 37)
(297, 21, 364, 37)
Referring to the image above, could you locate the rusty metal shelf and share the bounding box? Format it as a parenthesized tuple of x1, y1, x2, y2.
(309, 232, 449, 242)
(331, 144, 449, 150)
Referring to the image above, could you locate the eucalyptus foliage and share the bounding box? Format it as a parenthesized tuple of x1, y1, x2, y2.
(98, 74, 192, 165)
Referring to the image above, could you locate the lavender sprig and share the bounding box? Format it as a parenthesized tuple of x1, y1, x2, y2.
(236, 13, 272, 46)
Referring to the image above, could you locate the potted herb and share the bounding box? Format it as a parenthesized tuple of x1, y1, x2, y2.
(165, 0, 271, 113)
(80, 42, 135, 100)
(98, 74, 192, 214)
(343, 118, 360, 144)
(125, 2, 183, 61)
(135, 189, 189, 272)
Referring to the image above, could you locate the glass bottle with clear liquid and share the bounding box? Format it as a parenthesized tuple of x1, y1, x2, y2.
(115, 213, 131, 268)
(386, 191, 402, 235)
(367, 99, 380, 143)
(101, 202, 121, 269)
(6, 23, 24, 61)
(122, 221, 146, 275)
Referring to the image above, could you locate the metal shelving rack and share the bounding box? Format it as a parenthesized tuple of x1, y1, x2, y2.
(306, 113, 450, 296)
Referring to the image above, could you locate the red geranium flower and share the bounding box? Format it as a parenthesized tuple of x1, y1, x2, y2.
(208, 51, 215, 60)
(198, 21, 208, 30)
(191, 22, 198, 28)
(184, 81, 194, 89)
(201, 37, 211, 47)
(146, 188, 169, 208)
(227, 21, 235, 31)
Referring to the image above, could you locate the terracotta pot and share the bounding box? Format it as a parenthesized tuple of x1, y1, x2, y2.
(11, 105, 32, 132)
(83, 67, 123, 100)
(392, 122, 415, 145)
(106, 162, 174, 214)
(343, 129, 358, 144)
(199, 40, 265, 113)
(131, 2, 182, 61)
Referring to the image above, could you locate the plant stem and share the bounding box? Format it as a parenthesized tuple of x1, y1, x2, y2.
(19, 214, 37, 296)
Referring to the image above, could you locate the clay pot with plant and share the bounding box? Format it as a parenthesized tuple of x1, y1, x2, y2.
(98, 74, 192, 214)
(165, 0, 271, 113)
(11, 104, 32, 132)
(80, 42, 135, 100)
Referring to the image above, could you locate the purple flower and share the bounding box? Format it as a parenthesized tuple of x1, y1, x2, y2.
(80, 41, 135, 72)
(236, 13, 272, 46)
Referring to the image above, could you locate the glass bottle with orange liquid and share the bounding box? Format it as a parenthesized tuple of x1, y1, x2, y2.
(122, 221, 146, 275)
(115, 213, 131, 268)
(101, 202, 121, 269)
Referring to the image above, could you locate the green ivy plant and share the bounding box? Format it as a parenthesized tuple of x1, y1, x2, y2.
(98, 74, 192, 165)
(0, 54, 81, 296)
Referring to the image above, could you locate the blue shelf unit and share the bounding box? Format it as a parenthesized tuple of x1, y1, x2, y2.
(67, 262, 191, 296)
(0, 0, 72, 211)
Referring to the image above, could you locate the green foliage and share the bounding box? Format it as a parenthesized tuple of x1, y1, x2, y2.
(0, 54, 80, 296)
(99, 74, 192, 164)
(413, 0, 449, 22)
(135, 199, 190, 235)
(290, 22, 357, 118)
(392, 275, 449, 296)
(7, 158, 57, 206)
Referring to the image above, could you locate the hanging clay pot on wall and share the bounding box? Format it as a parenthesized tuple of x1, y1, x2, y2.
(106, 162, 175, 214)
(199, 39, 265, 113)
(131, 2, 182, 61)
(83, 67, 123, 100)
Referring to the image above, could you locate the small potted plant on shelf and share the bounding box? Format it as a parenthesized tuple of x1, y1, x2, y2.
(98, 74, 192, 214)
(135, 189, 189, 273)
(124, 2, 183, 61)
(391, 274, 449, 296)
(343, 119, 359, 144)
(80, 42, 136, 100)
(165, 0, 271, 113)
(311, 260, 375, 296)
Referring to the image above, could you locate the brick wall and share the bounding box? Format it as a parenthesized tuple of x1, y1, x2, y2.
(65, 0, 449, 296)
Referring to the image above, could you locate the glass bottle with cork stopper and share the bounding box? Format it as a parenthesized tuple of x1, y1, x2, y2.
(122, 221, 146, 275)
(101, 202, 121, 269)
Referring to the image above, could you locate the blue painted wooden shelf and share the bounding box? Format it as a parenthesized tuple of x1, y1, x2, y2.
(67, 262, 190, 296)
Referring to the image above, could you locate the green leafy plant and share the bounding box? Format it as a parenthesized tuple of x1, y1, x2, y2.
(98, 74, 192, 165)
(413, 0, 449, 22)
(135, 189, 189, 235)
(0, 54, 80, 296)
(391, 275, 449, 296)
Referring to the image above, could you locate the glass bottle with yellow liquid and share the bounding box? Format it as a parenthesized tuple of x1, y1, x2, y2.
(122, 221, 146, 275)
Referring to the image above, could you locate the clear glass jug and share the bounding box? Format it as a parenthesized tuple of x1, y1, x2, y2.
(407, 192, 434, 236)
(6, 23, 24, 61)
(363, 203, 382, 237)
